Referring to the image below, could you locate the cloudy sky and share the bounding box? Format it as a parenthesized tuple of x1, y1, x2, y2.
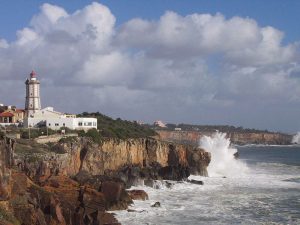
(0, 1, 300, 133)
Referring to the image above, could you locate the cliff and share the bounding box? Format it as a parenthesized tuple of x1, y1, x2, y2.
(16, 137, 210, 184)
(157, 130, 292, 145)
(0, 136, 211, 225)
(0, 137, 113, 225)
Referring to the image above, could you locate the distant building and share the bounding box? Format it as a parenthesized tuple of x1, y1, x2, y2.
(153, 120, 167, 128)
(174, 127, 182, 131)
(0, 105, 25, 125)
(23, 71, 97, 130)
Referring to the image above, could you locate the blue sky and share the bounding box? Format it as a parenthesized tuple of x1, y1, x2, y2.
(0, 1, 300, 132)
(1, 1, 299, 43)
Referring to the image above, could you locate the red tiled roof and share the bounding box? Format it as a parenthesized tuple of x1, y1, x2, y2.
(0, 112, 14, 117)
(15, 109, 25, 113)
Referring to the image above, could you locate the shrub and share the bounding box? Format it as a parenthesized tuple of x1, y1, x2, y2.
(85, 128, 102, 144)
(77, 112, 157, 139)
(20, 129, 40, 139)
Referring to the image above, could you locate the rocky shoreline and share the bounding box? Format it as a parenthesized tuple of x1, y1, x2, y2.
(0, 136, 211, 225)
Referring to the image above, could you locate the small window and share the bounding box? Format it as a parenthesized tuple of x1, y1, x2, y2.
(48, 123, 51, 126)
(78, 122, 82, 126)
(55, 123, 59, 126)
(87, 122, 92, 126)
(63, 123, 65, 126)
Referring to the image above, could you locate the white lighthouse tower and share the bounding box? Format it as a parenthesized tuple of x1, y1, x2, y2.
(25, 71, 41, 117)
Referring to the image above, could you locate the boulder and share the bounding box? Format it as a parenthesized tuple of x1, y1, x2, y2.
(188, 179, 204, 185)
(127, 190, 149, 200)
(151, 202, 161, 207)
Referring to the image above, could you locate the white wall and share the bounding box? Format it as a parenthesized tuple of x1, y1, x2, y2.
(24, 117, 46, 127)
(74, 118, 98, 130)
(24, 108, 97, 131)
(46, 117, 97, 130)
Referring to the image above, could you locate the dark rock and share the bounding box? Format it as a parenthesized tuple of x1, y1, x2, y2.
(127, 209, 146, 213)
(188, 179, 204, 185)
(186, 148, 210, 176)
(100, 181, 123, 203)
(165, 181, 174, 189)
(151, 202, 161, 207)
(144, 179, 154, 187)
(234, 151, 239, 159)
(127, 190, 149, 200)
(158, 165, 190, 181)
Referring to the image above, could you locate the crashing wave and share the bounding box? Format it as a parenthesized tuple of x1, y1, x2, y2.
(199, 131, 248, 177)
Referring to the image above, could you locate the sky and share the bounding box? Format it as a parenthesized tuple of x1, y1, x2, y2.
(0, 1, 300, 133)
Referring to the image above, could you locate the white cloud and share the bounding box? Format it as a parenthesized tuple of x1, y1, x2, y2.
(0, 2, 299, 131)
(0, 39, 9, 48)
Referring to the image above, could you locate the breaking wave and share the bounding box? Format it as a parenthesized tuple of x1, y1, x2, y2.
(292, 132, 300, 144)
(199, 132, 248, 177)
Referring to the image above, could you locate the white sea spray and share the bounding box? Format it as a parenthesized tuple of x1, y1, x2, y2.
(292, 132, 300, 144)
(199, 131, 248, 177)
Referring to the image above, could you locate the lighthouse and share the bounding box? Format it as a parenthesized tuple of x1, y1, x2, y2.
(25, 71, 41, 117)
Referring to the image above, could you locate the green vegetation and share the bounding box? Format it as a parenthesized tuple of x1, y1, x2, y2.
(0, 130, 4, 139)
(20, 127, 58, 139)
(58, 136, 78, 144)
(15, 139, 66, 157)
(0, 206, 20, 225)
(157, 123, 274, 134)
(77, 112, 157, 140)
(78, 128, 102, 144)
(15, 139, 49, 154)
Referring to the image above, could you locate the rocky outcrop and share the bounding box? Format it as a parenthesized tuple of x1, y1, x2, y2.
(0, 136, 211, 225)
(15, 138, 210, 185)
(157, 130, 292, 145)
(0, 138, 124, 225)
(127, 190, 148, 200)
(0, 137, 14, 201)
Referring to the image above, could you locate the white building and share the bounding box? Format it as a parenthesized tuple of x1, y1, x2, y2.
(23, 71, 97, 131)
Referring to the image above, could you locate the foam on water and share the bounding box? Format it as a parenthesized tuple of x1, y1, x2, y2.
(292, 132, 300, 144)
(199, 131, 248, 177)
(114, 144, 300, 225)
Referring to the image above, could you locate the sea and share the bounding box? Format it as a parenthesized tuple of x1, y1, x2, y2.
(114, 132, 300, 225)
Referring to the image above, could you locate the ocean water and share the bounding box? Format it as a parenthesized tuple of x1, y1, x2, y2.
(114, 134, 300, 225)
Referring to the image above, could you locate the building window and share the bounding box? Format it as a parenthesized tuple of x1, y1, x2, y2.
(63, 123, 65, 126)
(87, 122, 92, 126)
(78, 122, 82, 126)
(55, 123, 59, 126)
(48, 123, 51, 126)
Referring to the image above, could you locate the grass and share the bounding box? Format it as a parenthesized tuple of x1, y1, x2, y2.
(0, 206, 21, 225)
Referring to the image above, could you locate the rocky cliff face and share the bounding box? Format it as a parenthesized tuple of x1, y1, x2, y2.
(0, 137, 129, 225)
(16, 138, 210, 185)
(0, 137, 211, 225)
(0, 137, 14, 201)
(157, 130, 292, 145)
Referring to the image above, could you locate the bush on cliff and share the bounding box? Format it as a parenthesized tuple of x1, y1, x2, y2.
(0, 130, 4, 139)
(77, 112, 157, 139)
(20, 127, 57, 139)
(78, 128, 102, 144)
